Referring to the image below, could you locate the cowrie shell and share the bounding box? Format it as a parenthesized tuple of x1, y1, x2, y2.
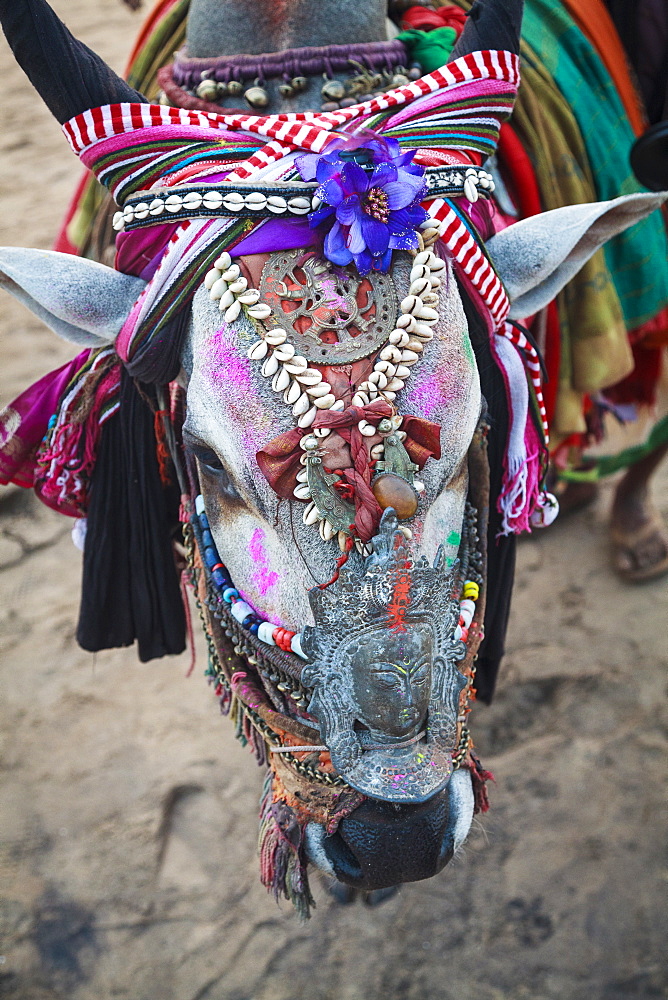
(320, 519, 336, 541)
(409, 264, 429, 282)
(214, 252, 232, 271)
(202, 190, 224, 209)
(292, 392, 311, 416)
(209, 277, 228, 300)
(238, 289, 261, 305)
(314, 394, 336, 409)
(267, 195, 288, 214)
(228, 277, 248, 294)
(368, 371, 388, 389)
(379, 345, 402, 363)
(303, 502, 320, 525)
(265, 328, 287, 345)
(283, 355, 307, 374)
(285, 380, 302, 405)
(148, 199, 165, 216)
(401, 349, 420, 364)
(351, 392, 369, 406)
(247, 340, 268, 360)
(274, 343, 295, 361)
(222, 265, 241, 281)
(272, 368, 290, 392)
(224, 299, 241, 323)
(248, 303, 272, 319)
(261, 354, 279, 377)
(295, 369, 322, 386)
(358, 420, 376, 437)
(133, 202, 150, 220)
(293, 483, 312, 500)
(164, 195, 183, 213)
(306, 382, 331, 398)
(204, 268, 222, 290)
(385, 377, 405, 392)
(409, 277, 430, 297)
(298, 405, 317, 428)
(389, 330, 410, 347)
(401, 294, 420, 315)
(183, 191, 203, 210)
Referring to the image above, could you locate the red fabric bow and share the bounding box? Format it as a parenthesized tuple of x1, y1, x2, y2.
(256, 401, 441, 542)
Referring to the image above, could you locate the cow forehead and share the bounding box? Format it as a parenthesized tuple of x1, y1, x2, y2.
(185, 254, 480, 477)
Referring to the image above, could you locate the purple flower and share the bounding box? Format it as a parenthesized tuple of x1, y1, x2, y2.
(297, 134, 428, 275)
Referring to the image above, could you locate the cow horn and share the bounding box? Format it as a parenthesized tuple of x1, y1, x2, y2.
(451, 0, 524, 59)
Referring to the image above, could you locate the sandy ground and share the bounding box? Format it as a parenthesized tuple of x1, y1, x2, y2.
(0, 4, 667, 999)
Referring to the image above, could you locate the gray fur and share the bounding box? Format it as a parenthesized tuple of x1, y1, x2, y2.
(0, 248, 145, 347)
(186, 0, 389, 59)
(487, 192, 668, 319)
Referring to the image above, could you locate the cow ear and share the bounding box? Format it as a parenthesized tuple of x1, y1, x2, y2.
(486, 192, 667, 319)
(0, 247, 146, 347)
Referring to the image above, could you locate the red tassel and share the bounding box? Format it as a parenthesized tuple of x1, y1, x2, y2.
(468, 753, 495, 814)
(318, 533, 355, 590)
(153, 409, 171, 486)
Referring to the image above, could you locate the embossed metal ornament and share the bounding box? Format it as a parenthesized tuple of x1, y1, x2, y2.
(259, 249, 398, 364)
(301, 510, 467, 802)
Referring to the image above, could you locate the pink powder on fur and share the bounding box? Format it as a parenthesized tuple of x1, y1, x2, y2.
(405, 375, 449, 418)
(249, 527, 280, 596)
(207, 325, 253, 392)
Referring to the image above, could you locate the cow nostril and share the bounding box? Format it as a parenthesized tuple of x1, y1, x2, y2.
(321, 830, 363, 884)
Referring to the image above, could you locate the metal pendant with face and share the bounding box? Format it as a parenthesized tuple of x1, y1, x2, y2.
(301, 509, 467, 802)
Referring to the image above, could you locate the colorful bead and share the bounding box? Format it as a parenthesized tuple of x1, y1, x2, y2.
(222, 587, 239, 603)
(231, 599, 253, 624)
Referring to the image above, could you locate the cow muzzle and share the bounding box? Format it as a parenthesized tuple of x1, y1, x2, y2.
(305, 768, 474, 890)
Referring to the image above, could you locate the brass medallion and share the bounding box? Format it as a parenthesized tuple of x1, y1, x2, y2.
(259, 249, 398, 364)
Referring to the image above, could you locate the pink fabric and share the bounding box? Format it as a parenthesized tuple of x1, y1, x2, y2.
(0, 351, 90, 489)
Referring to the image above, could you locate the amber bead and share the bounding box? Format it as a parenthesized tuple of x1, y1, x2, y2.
(371, 474, 419, 519)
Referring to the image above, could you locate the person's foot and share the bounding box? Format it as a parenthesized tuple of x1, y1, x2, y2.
(610, 485, 668, 582)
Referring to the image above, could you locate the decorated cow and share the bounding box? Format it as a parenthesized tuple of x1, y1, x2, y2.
(0, 0, 664, 915)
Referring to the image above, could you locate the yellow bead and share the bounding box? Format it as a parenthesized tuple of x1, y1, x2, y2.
(463, 581, 479, 600)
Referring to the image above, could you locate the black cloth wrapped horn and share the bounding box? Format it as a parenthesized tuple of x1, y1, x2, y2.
(451, 0, 524, 60)
(0, 0, 146, 124)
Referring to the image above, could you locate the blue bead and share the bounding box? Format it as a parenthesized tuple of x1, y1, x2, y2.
(199, 513, 210, 530)
(204, 546, 217, 566)
(48, 414, 57, 430)
(223, 587, 239, 604)
(249, 622, 260, 635)
(212, 569, 229, 589)
(201, 529, 214, 549)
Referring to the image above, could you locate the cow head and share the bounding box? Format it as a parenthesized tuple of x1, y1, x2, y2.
(1, 188, 663, 900)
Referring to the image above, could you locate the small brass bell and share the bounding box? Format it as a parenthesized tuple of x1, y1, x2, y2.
(245, 79, 269, 108)
(321, 78, 346, 102)
(196, 79, 220, 101)
(391, 74, 410, 87)
(278, 82, 295, 98)
(227, 80, 243, 96)
(216, 81, 228, 97)
(291, 76, 307, 92)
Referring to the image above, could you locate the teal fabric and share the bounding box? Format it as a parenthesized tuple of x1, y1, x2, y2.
(522, 0, 668, 330)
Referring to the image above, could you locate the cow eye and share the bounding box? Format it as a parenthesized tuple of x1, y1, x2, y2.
(183, 432, 243, 502)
